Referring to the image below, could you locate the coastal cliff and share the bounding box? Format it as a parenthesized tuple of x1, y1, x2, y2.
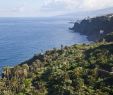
(71, 14, 113, 41)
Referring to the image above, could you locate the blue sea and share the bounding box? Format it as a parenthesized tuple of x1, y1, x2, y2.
(0, 17, 88, 67)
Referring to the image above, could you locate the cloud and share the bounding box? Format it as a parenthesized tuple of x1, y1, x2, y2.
(42, 0, 80, 11)
(81, 0, 113, 10)
(42, 0, 113, 12)
(0, 0, 113, 17)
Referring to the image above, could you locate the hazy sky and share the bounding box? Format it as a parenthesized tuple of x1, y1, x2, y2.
(0, 0, 113, 17)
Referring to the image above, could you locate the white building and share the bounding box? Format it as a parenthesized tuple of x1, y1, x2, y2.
(100, 30, 104, 34)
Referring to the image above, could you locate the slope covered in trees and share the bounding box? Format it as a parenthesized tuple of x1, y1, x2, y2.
(101, 32, 113, 42)
(0, 33, 113, 94)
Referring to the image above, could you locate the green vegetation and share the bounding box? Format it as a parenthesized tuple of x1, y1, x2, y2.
(100, 32, 113, 42)
(0, 32, 113, 95)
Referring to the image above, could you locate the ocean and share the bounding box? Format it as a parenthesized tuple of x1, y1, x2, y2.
(0, 17, 88, 67)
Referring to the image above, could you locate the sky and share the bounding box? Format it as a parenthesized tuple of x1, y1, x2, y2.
(0, 0, 113, 17)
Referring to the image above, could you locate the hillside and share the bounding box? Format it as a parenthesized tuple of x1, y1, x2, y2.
(71, 13, 113, 41)
(0, 33, 113, 95)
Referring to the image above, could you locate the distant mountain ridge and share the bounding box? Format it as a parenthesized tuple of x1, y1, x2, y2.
(59, 7, 113, 19)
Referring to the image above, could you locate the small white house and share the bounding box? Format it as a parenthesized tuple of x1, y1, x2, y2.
(100, 30, 104, 34)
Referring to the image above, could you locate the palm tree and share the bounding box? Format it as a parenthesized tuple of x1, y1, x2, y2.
(2, 66, 11, 80)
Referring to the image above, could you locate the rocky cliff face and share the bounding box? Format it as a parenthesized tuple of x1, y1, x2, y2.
(72, 14, 113, 41)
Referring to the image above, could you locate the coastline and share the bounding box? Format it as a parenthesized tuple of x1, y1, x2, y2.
(1, 23, 113, 94)
(71, 13, 113, 42)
